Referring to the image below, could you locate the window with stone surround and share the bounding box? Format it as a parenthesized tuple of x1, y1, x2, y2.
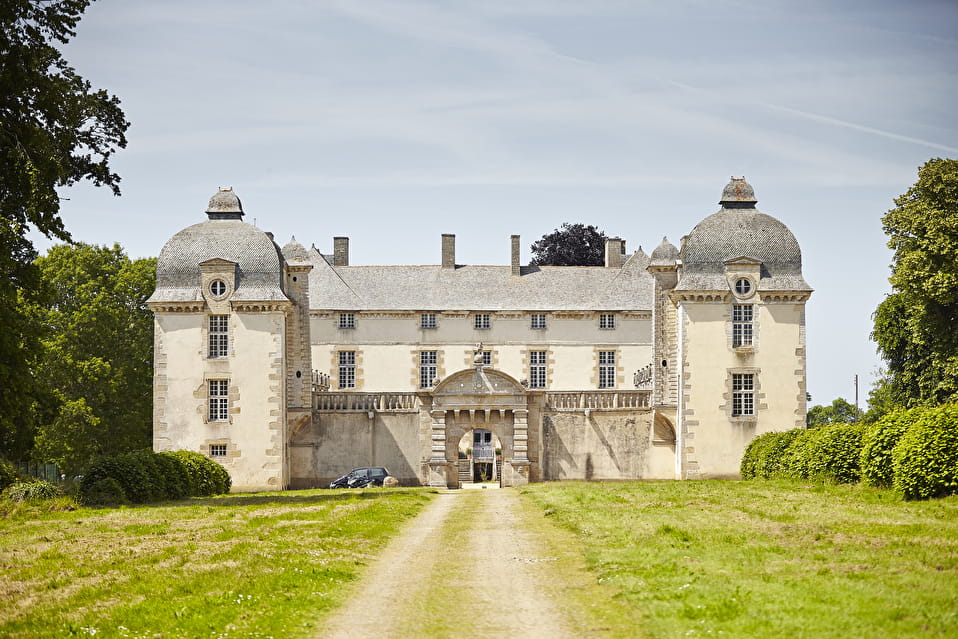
(420, 351, 438, 388)
(474, 313, 491, 330)
(479, 350, 492, 366)
(338, 351, 356, 389)
(732, 373, 755, 416)
(598, 351, 616, 388)
(530, 313, 546, 330)
(599, 313, 616, 330)
(210, 444, 227, 457)
(208, 380, 229, 421)
(421, 313, 437, 329)
(732, 304, 753, 347)
(338, 313, 355, 329)
(529, 351, 547, 388)
(208, 315, 228, 358)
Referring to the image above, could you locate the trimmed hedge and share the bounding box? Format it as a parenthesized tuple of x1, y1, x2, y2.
(892, 405, 958, 500)
(80, 449, 231, 505)
(741, 429, 802, 479)
(860, 410, 912, 488)
(743, 403, 958, 501)
(742, 424, 864, 484)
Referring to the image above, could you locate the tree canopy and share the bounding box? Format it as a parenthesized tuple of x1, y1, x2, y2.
(0, 0, 128, 460)
(529, 223, 608, 266)
(872, 158, 958, 407)
(30, 243, 155, 475)
(807, 397, 859, 427)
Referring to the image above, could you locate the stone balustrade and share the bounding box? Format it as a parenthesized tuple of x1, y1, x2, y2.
(545, 390, 651, 410)
(313, 392, 421, 412)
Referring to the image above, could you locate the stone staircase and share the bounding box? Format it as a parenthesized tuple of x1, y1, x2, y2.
(458, 459, 471, 483)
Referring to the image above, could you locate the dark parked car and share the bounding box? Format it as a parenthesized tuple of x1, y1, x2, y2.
(329, 467, 390, 489)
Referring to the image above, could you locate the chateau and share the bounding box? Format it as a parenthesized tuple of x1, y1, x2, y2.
(148, 178, 811, 491)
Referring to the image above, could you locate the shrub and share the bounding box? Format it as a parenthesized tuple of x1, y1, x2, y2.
(892, 404, 958, 500)
(742, 430, 802, 479)
(81, 477, 128, 506)
(79, 450, 230, 505)
(780, 428, 821, 479)
(805, 424, 864, 483)
(778, 424, 864, 483)
(2, 480, 62, 503)
(167, 451, 231, 496)
(860, 409, 913, 488)
(0, 457, 19, 492)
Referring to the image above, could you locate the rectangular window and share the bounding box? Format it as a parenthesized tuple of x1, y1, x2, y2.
(210, 444, 227, 457)
(479, 350, 492, 366)
(598, 351, 616, 388)
(421, 313, 437, 329)
(732, 305, 753, 347)
(474, 313, 490, 330)
(420, 351, 438, 388)
(529, 351, 547, 389)
(208, 380, 229, 421)
(530, 314, 546, 330)
(208, 315, 228, 358)
(599, 313, 616, 330)
(338, 351, 356, 389)
(338, 313, 355, 329)
(732, 373, 755, 416)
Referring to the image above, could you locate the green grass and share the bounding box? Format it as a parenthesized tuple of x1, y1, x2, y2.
(520, 479, 958, 639)
(0, 488, 433, 639)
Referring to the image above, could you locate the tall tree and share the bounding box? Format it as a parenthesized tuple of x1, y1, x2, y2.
(0, 0, 128, 458)
(30, 243, 155, 475)
(872, 158, 958, 407)
(530, 223, 608, 266)
(806, 397, 859, 427)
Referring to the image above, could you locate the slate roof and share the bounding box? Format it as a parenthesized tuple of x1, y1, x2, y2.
(307, 248, 654, 312)
(148, 219, 289, 303)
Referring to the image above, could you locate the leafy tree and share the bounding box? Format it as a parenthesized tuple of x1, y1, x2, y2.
(872, 158, 958, 406)
(806, 397, 859, 427)
(30, 243, 155, 475)
(0, 0, 129, 459)
(530, 223, 608, 266)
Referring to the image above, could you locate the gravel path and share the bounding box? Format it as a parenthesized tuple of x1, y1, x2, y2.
(317, 487, 574, 639)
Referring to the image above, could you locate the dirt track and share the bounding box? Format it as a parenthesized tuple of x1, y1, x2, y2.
(317, 487, 574, 639)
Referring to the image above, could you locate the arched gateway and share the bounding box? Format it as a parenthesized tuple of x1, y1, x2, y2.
(425, 365, 531, 488)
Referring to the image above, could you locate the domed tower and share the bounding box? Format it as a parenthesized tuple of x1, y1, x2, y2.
(148, 188, 300, 491)
(653, 178, 812, 478)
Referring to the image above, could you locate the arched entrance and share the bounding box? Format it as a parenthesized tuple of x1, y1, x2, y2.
(424, 365, 531, 488)
(456, 428, 502, 485)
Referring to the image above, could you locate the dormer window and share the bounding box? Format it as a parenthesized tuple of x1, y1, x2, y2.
(734, 278, 752, 297)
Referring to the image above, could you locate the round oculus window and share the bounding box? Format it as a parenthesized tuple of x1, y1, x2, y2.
(210, 279, 228, 297)
(734, 278, 752, 297)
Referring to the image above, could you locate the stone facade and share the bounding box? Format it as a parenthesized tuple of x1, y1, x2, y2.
(149, 179, 811, 491)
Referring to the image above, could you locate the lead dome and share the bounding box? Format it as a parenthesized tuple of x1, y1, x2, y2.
(147, 189, 288, 303)
(675, 177, 810, 292)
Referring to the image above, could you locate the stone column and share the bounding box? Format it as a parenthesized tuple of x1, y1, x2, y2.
(427, 409, 451, 487)
(508, 409, 531, 487)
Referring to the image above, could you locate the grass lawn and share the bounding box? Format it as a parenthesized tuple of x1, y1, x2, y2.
(521, 479, 958, 639)
(0, 488, 433, 639)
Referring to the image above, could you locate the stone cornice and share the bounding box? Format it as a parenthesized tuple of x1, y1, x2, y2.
(148, 302, 205, 313)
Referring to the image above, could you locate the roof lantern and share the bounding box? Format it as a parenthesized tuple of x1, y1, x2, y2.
(206, 187, 244, 219)
(719, 177, 757, 208)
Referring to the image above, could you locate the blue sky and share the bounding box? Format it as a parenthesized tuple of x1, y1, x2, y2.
(43, 0, 958, 407)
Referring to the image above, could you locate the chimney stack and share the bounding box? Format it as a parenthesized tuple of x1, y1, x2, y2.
(511, 235, 521, 276)
(442, 234, 456, 269)
(605, 237, 624, 268)
(333, 237, 349, 266)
